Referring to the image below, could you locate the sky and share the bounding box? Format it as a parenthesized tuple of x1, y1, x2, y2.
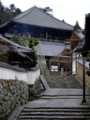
(1, 0, 90, 29)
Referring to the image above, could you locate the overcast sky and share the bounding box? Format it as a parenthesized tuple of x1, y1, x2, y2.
(2, 0, 90, 29)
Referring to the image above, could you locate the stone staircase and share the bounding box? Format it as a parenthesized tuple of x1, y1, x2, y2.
(45, 74, 82, 88)
(15, 89, 90, 120)
(17, 106, 90, 120)
(8, 75, 90, 120)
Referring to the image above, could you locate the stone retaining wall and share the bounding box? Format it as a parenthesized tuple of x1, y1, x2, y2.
(0, 79, 29, 120)
(0, 79, 43, 120)
(28, 79, 43, 101)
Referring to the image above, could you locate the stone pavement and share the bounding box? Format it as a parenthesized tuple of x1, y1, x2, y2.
(40, 88, 90, 107)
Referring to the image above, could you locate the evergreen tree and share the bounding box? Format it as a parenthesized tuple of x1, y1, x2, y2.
(42, 7, 53, 13)
(71, 21, 81, 37)
(14, 8, 22, 16)
(0, 2, 22, 25)
(10, 4, 16, 12)
(73, 21, 81, 31)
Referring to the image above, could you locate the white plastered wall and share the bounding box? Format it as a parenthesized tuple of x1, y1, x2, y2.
(0, 67, 40, 84)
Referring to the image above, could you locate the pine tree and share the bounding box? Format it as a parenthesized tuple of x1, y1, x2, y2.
(73, 21, 81, 31)
(71, 21, 81, 37)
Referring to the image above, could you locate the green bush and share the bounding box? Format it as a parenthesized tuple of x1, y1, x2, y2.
(10, 34, 39, 68)
(23, 52, 37, 68)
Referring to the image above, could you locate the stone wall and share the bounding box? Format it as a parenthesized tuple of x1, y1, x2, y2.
(0, 79, 29, 120)
(29, 79, 43, 101)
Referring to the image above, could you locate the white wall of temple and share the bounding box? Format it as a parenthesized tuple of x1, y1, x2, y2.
(0, 67, 40, 84)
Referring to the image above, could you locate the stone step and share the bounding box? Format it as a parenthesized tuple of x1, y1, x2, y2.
(22, 109, 90, 112)
(45, 75, 82, 88)
(39, 94, 90, 99)
(17, 107, 90, 120)
(23, 107, 90, 111)
(40, 96, 90, 99)
(24, 106, 90, 108)
(17, 115, 90, 119)
(20, 112, 90, 116)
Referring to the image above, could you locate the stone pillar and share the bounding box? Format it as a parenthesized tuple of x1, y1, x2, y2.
(61, 68, 64, 76)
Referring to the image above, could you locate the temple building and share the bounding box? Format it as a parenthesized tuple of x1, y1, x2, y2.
(0, 6, 75, 72)
(0, 6, 73, 42)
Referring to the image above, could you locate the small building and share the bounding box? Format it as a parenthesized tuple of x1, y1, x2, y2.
(72, 29, 84, 39)
(0, 34, 33, 68)
(70, 29, 85, 74)
(36, 41, 71, 72)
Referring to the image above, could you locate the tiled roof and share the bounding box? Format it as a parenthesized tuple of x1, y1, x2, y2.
(75, 29, 84, 39)
(36, 41, 65, 57)
(0, 61, 39, 71)
(13, 6, 73, 30)
(0, 34, 32, 53)
(0, 62, 27, 72)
